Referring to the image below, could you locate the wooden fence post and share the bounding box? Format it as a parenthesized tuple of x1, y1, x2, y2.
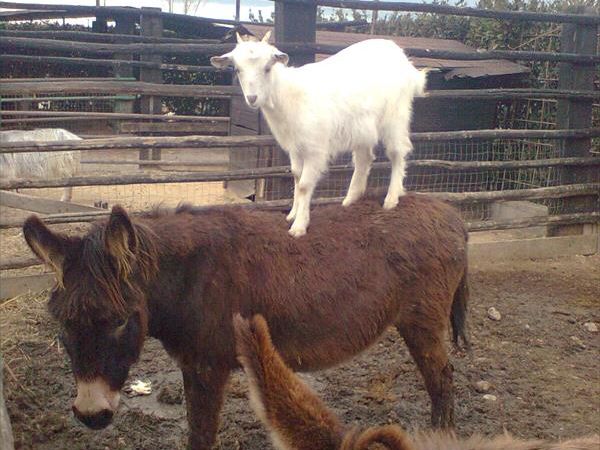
(274, 1, 316, 66)
(553, 6, 598, 236)
(139, 7, 163, 166)
(113, 13, 136, 123)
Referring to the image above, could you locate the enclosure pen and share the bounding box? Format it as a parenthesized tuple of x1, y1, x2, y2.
(0, 0, 598, 292)
(0, 1, 599, 449)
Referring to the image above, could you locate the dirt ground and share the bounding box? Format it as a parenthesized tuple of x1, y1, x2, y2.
(1, 254, 599, 450)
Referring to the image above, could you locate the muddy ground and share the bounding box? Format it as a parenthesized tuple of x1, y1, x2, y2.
(1, 254, 599, 450)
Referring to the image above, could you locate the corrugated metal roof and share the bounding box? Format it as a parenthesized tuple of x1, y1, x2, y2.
(244, 24, 528, 79)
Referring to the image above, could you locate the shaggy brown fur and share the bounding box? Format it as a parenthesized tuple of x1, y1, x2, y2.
(23, 194, 468, 450)
(234, 314, 600, 450)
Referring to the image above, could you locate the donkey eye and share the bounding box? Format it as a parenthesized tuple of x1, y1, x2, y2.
(113, 317, 129, 334)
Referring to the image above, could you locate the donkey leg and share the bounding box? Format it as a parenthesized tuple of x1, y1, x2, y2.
(398, 327, 454, 429)
(182, 365, 230, 450)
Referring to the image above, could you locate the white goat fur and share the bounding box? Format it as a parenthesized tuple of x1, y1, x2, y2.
(212, 32, 427, 237)
(0, 129, 81, 202)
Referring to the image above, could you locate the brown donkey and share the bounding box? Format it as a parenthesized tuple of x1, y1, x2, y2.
(23, 194, 468, 450)
(234, 314, 599, 450)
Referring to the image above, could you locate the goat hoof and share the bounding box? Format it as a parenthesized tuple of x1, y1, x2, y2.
(286, 212, 296, 222)
(341, 197, 355, 207)
(288, 226, 307, 238)
(383, 198, 398, 210)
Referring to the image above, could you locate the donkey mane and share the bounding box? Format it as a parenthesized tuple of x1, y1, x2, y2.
(51, 220, 159, 323)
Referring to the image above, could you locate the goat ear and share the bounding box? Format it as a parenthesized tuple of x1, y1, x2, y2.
(273, 50, 289, 66)
(261, 30, 272, 43)
(105, 205, 137, 277)
(236, 31, 244, 44)
(23, 216, 67, 285)
(210, 53, 233, 69)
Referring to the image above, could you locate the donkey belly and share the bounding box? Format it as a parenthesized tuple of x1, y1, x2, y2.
(267, 294, 400, 372)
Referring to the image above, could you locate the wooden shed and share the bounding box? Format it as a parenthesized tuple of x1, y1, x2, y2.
(226, 24, 530, 202)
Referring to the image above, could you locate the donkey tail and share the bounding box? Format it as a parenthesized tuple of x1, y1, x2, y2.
(233, 313, 345, 450)
(343, 425, 414, 450)
(451, 268, 470, 351)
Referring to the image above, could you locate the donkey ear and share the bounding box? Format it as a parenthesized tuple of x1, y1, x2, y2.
(210, 52, 233, 69)
(23, 216, 67, 283)
(105, 206, 137, 277)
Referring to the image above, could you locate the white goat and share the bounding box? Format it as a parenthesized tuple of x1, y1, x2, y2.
(0, 128, 81, 202)
(211, 32, 427, 237)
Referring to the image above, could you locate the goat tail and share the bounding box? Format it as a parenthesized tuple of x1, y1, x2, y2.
(342, 425, 414, 450)
(414, 67, 431, 97)
(451, 267, 470, 351)
(233, 313, 345, 450)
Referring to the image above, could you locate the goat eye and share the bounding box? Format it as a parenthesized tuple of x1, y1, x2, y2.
(265, 66, 271, 74)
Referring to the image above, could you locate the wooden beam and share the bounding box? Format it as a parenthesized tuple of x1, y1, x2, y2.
(0, 256, 41, 270)
(0, 273, 55, 301)
(0, 80, 240, 97)
(266, 0, 600, 24)
(0, 110, 230, 122)
(469, 234, 598, 264)
(119, 121, 229, 134)
(2, 129, 599, 154)
(0, 29, 219, 44)
(467, 212, 599, 232)
(0, 54, 223, 73)
(0, 191, 101, 214)
(3, 36, 599, 63)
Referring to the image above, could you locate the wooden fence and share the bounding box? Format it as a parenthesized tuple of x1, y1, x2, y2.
(0, 1, 598, 297)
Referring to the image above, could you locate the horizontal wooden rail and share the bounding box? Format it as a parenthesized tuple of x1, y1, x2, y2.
(5, 76, 135, 82)
(0, 1, 241, 26)
(73, 156, 597, 169)
(0, 187, 597, 231)
(0, 256, 41, 271)
(0, 95, 137, 103)
(2, 157, 598, 189)
(0, 135, 276, 153)
(0, 29, 220, 44)
(2, 36, 598, 64)
(267, 0, 600, 24)
(0, 54, 223, 74)
(2, 80, 598, 102)
(0, 80, 240, 98)
(0, 110, 229, 123)
(2, 129, 599, 154)
(467, 212, 599, 232)
(423, 89, 600, 101)
(80, 159, 226, 167)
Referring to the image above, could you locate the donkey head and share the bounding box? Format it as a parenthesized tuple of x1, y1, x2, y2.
(23, 206, 156, 430)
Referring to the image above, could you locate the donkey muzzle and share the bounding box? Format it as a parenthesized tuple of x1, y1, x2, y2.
(72, 406, 114, 430)
(72, 378, 120, 429)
